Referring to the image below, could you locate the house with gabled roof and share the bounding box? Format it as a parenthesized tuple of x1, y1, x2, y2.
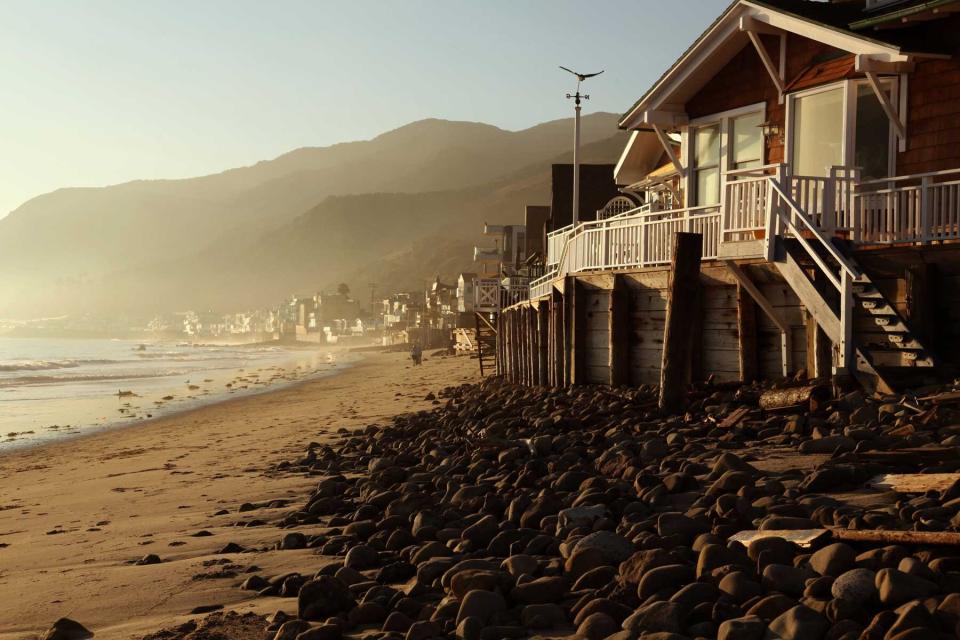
(501, 0, 960, 393)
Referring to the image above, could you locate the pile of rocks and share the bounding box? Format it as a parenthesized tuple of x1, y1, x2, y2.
(239, 378, 960, 639)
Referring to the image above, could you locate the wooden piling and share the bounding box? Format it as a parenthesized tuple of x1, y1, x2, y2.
(609, 274, 631, 386)
(737, 284, 759, 383)
(659, 232, 703, 412)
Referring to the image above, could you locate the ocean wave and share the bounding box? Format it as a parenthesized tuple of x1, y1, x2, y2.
(0, 359, 117, 372)
(0, 370, 189, 388)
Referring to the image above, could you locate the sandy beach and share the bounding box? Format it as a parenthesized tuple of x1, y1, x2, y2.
(0, 350, 476, 640)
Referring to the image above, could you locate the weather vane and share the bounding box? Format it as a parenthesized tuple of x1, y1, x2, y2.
(559, 66, 604, 225)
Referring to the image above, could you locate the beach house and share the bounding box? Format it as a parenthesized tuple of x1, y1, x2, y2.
(499, 0, 960, 393)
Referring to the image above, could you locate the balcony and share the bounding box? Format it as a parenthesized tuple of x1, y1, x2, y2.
(531, 164, 960, 300)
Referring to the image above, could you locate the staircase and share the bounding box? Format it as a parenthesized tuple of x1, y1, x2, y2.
(474, 312, 498, 377)
(765, 179, 937, 394)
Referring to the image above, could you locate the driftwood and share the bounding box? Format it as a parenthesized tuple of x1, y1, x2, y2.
(854, 447, 959, 466)
(731, 527, 960, 549)
(717, 406, 751, 429)
(919, 390, 960, 405)
(758, 383, 831, 411)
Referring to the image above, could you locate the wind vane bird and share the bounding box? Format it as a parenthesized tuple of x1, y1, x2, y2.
(559, 66, 604, 82)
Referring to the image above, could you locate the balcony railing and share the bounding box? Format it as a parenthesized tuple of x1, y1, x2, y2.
(529, 164, 960, 303)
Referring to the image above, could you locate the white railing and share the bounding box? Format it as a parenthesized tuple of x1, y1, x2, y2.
(856, 168, 960, 244)
(533, 164, 960, 303)
(475, 278, 531, 311)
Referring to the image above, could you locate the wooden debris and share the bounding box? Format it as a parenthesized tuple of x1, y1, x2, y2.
(718, 406, 751, 429)
(728, 529, 828, 548)
(854, 447, 959, 465)
(829, 528, 960, 547)
(868, 473, 960, 493)
(758, 383, 831, 411)
(731, 527, 960, 548)
(918, 389, 960, 405)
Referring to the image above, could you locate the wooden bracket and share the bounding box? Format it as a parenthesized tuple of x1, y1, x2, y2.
(724, 259, 792, 376)
(864, 70, 908, 142)
(652, 124, 685, 176)
(741, 17, 785, 101)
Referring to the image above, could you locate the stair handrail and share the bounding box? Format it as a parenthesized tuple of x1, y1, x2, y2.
(768, 177, 860, 291)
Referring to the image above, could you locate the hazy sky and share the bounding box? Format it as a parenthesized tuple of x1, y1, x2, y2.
(0, 0, 728, 218)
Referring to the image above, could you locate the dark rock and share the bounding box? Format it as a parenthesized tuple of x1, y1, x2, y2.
(297, 576, 356, 620)
(809, 543, 856, 577)
(576, 612, 619, 640)
(638, 564, 695, 599)
(622, 600, 685, 634)
(830, 568, 876, 605)
(456, 589, 506, 625)
(716, 615, 765, 640)
(875, 568, 939, 607)
(767, 604, 829, 640)
(43, 619, 93, 640)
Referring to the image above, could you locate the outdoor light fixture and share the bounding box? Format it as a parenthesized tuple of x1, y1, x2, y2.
(759, 121, 783, 142)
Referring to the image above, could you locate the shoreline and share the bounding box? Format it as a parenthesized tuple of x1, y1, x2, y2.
(0, 349, 362, 458)
(0, 350, 477, 639)
(0, 339, 361, 454)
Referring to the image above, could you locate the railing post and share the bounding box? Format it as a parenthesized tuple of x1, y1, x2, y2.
(602, 221, 610, 268)
(823, 167, 838, 236)
(851, 167, 862, 244)
(920, 175, 931, 243)
(639, 217, 647, 267)
(837, 270, 855, 375)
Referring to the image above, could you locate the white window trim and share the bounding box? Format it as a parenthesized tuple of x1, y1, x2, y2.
(784, 78, 899, 179)
(683, 101, 766, 206)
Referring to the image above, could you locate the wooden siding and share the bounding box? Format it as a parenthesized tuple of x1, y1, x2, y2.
(685, 33, 844, 166)
(584, 289, 611, 384)
(900, 58, 960, 175)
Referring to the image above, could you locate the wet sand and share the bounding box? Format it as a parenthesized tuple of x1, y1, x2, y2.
(0, 350, 476, 640)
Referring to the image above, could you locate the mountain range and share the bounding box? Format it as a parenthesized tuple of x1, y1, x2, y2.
(0, 112, 627, 318)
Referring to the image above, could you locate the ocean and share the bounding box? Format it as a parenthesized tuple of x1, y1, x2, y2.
(0, 336, 354, 452)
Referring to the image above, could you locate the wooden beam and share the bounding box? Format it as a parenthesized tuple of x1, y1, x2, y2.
(855, 54, 915, 75)
(739, 15, 783, 36)
(609, 274, 631, 386)
(570, 280, 587, 385)
(864, 70, 907, 140)
(659, 232, 703, 413)
(642, 109, 689, 128)
(805, 310, 831, 379)
(745, 30, 785, 96)
(905, 263, 936, 350)
(723, 260, 790, 333)
(652, 124, 684, 176)
(737, 284, 759, 383)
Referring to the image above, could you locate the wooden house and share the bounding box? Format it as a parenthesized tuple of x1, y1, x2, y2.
(500, 0, 960, 393)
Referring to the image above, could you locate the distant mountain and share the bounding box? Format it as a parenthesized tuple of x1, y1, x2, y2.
(0, 113, 626, 317)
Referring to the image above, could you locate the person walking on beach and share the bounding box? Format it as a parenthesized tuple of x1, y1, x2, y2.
(410, 343, 423, 366)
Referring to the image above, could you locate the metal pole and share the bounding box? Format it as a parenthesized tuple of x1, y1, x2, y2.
(573, 94, 581, 226)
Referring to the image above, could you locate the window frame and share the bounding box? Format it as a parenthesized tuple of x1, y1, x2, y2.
(784, 78, 898, 179)
(683, 101, 767, 207)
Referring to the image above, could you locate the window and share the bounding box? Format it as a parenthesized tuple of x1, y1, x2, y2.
(693, 124, 721, 206)
(791, 86, 844, 177)
(855, 84, 891, 180)
(731, 111, 763, 171)
(787, 80, 897, 180)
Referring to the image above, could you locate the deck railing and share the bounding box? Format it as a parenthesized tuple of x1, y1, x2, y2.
(855, 168, 960, 244)
(530, 164, 960, 303)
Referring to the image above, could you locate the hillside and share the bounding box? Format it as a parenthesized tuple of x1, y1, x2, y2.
(0, 114, 627, 317)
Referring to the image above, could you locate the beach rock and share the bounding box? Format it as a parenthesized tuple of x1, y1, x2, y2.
(273, 620, 312, 640)
(297, 576, 355, 620)
(280, 532, 307, 550)
(456, 589, 506, 625)
(573, 531, 635, 565)
(875, 568, 938, 606)
(576, 612, 619, 640)
(520, 603, 566, 629)
(135, 554, 162, 565)
(767, 604, 829, 640)
(295, 625, 341, 640)
(830, 568, 876, 605)
(809, 543, 856, 577)
(717, 615, 765, 640)
(344, 544, 378, 570)
(638, 564, 694, 599)
(622, 601, 685, 634)
(510, 576, 568, 604)
(43, 619, 93, 640)
(620, 549, 674, 585)
(501, 554, 538, 578)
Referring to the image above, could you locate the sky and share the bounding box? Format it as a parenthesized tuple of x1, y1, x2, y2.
(0, 0, 729, 218)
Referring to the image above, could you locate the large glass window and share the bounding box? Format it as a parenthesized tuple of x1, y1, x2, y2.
(855, 84, 891, 180)
(693, 124, 721, 206)
(731, 111, 763, 170)
(791, 87, 844, 177)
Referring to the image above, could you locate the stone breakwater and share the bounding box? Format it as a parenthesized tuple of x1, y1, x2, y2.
(56, 377, 960, 640)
